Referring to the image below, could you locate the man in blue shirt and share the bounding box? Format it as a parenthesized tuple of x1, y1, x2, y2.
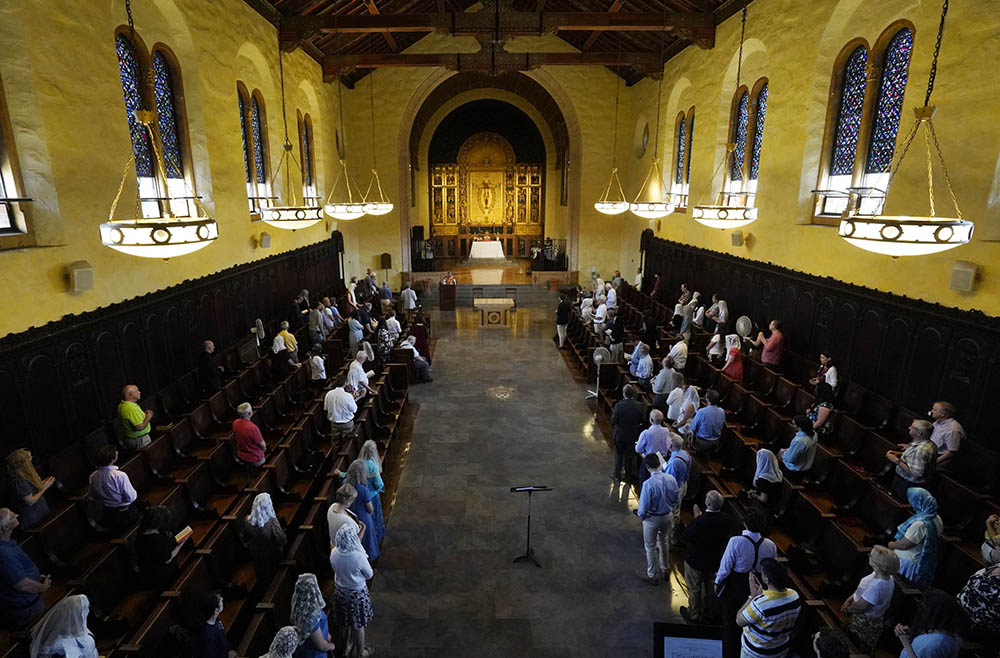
(689, 389, 726, 457)
(780, 415, 818, 473)
(0, 508, 49, 626)
(635, 410, 671, 484)
(635, 455, 679, 585)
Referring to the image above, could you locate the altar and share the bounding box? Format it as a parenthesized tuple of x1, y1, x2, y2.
(474, 297, 515, 328)
(469, 241, 505, 259)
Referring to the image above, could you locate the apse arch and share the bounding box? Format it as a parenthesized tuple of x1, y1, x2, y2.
(396, 70, 581, 271)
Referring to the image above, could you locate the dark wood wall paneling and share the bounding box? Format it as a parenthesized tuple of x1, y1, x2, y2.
(639, 229, 1000, 450)
(0, 233, 345, 461)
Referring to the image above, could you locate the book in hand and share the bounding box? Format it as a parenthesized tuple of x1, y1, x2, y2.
(175, 526, 194, 543)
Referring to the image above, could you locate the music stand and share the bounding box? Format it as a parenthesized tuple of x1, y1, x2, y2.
(510, 485, 552, 567)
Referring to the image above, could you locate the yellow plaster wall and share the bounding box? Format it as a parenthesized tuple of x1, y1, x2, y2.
(622, 0, 1000, 315)
(0, 0, 341, 337)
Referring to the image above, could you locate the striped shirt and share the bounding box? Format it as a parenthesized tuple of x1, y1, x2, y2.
(740, 588, 802, 658)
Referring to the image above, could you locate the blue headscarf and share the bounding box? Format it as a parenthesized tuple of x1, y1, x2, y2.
(894, 487, 941, 586)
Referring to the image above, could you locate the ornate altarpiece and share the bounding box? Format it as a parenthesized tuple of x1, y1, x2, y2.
(429, 132, 542, 257)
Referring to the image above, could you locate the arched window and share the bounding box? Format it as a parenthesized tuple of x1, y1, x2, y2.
(724, 80, 767, 205)
(0, 72, 33, 246)
(237, 85, 270, 216)
(298, 111, 316, 200)
(866, 28, 913, 175)
(114, 33, 194, 219)
(674, 115, 686, 186)
(749, 83, 768, 181)
(813, 26, 915, 222)
(115, 34, 153, 181)
(730, 91, 750, 182)
(670, 108, 694, 208)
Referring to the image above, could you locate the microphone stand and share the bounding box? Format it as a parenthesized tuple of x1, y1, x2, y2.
(510, 485, 552, 567)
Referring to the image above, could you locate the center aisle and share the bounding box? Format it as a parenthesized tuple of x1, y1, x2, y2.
(368, 296, 682, 657)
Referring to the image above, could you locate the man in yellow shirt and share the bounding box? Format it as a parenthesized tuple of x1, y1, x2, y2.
(277, 321, 299, 362)
(117, 384, 153, 450)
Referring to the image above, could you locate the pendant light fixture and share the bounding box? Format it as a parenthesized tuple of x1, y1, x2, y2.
(691, 3, 758, 229)
(362, 71, 393, 216)
(629, 27, 674, 219)
(594, 39, 629, 215)
(260, 36, 323, 230)
(324, 80, 368, 221)
(839, 0, 972, 256)
(100, 1, 218, 259)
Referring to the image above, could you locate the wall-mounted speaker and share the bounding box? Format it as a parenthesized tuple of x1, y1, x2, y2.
(253, 232, 272, 249)
(949, 260, 978, 292)
(731, 230, 744, 247)
(380, 252, 392, 269)
(66, 260, 94, 292)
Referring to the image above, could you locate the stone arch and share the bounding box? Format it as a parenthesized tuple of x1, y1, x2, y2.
(396, 70, 582, 270)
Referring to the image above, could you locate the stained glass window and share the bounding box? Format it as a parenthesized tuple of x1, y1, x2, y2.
(238, 91, 251, 183)
(251, 96, 266, 185)
(730, 91, 749, 181)
(867, 28, 913, 174)
(749, 83, 768, 181)
(674, 116, 686, 185)
(303, 117, 314, 188)
(115, 34, 153, 178)
(152, 52, 183, 179)
(830, 46, 868, 176)
(686, 114, 694, 184)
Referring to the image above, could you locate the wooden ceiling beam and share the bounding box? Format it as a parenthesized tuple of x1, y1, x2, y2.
(281, 10, 715, 49)
(361, 0, 400, 51)
(322, 49, 662, 81)
(581, 0, 622, 52)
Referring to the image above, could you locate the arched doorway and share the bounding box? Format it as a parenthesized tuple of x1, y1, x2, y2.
(426, 100, 548, 262)
(396, 71, 581, 273)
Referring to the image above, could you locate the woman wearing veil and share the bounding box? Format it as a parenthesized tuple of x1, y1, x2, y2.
(335, 460, 379, 561)
(290, 574, 336, 658)
(239, 493, 286, 585)
(357, 442, 386, 543)
(330, 524, 375, 658)
(259, 626, 300, 658)
(745, 449, 783, 511)
(271, 335, 297, 379)
(29, 595, 97, 658)
(720, 335, 744, 384)
(889, 488, 944, 587)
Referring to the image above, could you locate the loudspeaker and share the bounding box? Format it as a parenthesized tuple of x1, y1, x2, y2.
(731, 230, 744, 247)
(66, 260, 94, 292)
(949, 260, 978, 292)
(380, 252, 392, 269)
(252, 232, 272, 249)
(411, 226, 424, 241)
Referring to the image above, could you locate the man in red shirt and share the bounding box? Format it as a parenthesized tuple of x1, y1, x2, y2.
(752, 319, 785, 368)
(233, 403, 266, 467)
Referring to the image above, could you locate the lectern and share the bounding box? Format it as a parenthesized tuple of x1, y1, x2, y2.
(439, 283, 456, 311)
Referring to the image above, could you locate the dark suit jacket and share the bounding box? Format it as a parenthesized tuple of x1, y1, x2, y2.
(611, 397, 646, 445)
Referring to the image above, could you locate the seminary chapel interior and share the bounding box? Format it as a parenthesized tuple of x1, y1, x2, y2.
(1, 0, 999, 656)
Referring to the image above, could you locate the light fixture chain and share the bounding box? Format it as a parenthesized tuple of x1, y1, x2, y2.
(652, 20, 664, 159)
(611, 36, 621, 168)
(369, 73, 377, 171)
(882, 118, 919, 208)
(927, 119, 962, 219)
(925, 0, 949, 107)
(924, 127, 935, 217)
(109, 154, 137, 220)
(125, 0, 135, 41)
(736, 3, 746, 90)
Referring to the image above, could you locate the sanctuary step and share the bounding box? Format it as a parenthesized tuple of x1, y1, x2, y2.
(420, 283, 559, 307)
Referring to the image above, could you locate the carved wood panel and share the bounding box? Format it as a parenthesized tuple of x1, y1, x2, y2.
(0, 237, 343, 462)
(640, 230, 1000, 452)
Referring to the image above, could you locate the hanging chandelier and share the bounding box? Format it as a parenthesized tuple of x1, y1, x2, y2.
(362, 71, 393, 216)
(100, 4, 217, 259)
(629, 29, 674, 220)
(594, 40, 628, 215)
(691, 3, 758, 229)
(839, 0, 972, 256)
(325, 79, 368, 221)
(260, 37, 323, 230)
